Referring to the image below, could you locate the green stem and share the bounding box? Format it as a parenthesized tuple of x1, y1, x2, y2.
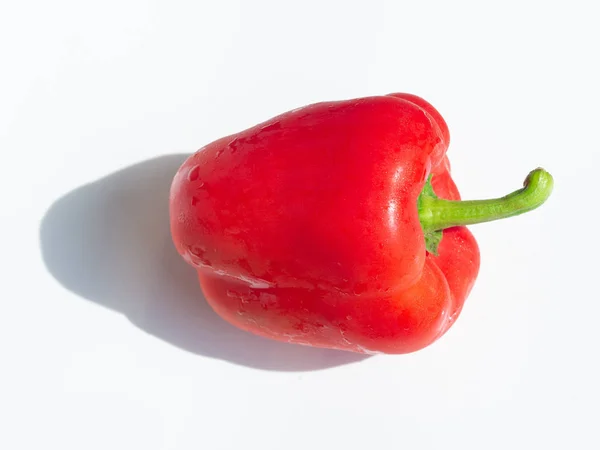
(419, 168, 554, 232)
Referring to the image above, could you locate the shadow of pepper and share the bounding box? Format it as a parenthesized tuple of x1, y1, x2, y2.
(39, 154, 368, 371)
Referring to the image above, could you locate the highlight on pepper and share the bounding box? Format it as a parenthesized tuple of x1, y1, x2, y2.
(169, 93, 553, 355)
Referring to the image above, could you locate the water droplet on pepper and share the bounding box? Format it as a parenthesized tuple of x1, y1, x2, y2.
(188, 165, 200, 182)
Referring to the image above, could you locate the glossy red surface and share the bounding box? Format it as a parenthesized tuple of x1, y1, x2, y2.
(170, 94, 480, 354)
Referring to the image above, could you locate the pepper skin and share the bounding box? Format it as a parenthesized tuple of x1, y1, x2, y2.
(169, 93, 553, 354)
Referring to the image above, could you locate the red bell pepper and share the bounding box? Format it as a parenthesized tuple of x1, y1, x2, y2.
(169, 93, 553, 354)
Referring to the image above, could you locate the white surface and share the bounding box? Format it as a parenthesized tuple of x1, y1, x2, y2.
(1, 1, 598, 449)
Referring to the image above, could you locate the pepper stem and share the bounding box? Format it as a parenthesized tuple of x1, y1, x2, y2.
(419, 168, 554, 233)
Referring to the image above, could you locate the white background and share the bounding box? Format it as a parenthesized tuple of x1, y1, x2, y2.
(1, 1, 598, 449)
